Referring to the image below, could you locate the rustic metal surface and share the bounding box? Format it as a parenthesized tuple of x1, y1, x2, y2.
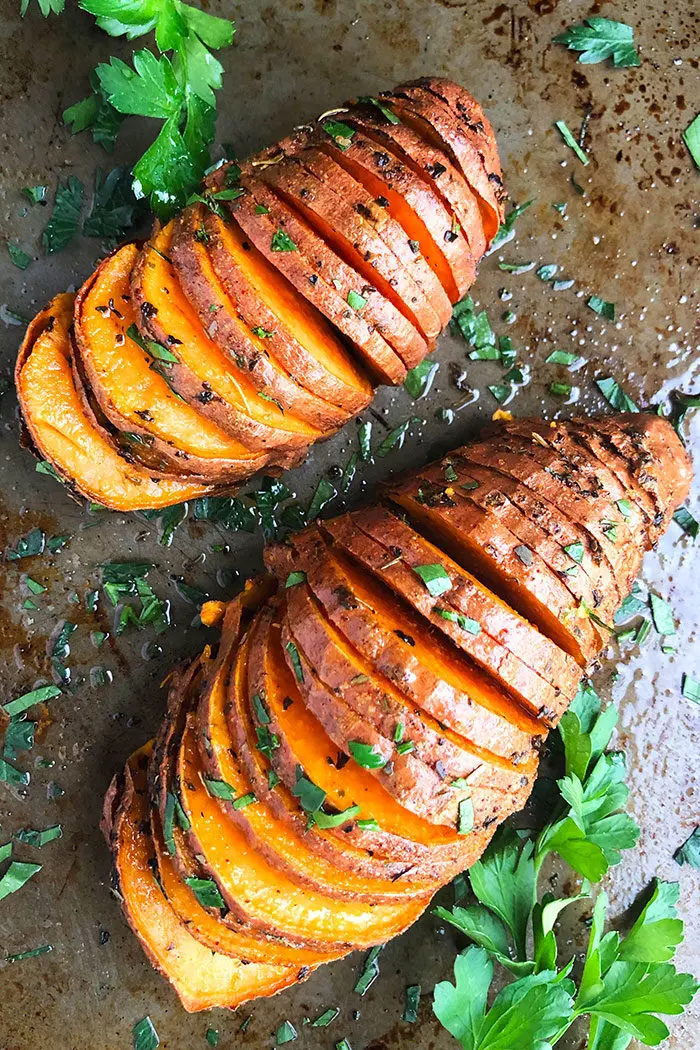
(0, 0, 698, 1047)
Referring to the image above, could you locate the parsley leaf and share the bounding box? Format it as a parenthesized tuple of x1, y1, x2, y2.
(673, 826, 700, 868)
(7, 242, 32, 270)
(555, 120, 589, 165)
(404, 358, 439, 399)
(554, 18, 640, 68)
(20, 0, 64, 15)
(413, 563, 452, 598)
(489, 200, 533, 251)
(0, 861, 41, 901)
(596, 377, 639, 413)
(42, 177, 85, 253)
(684, 114, 700, 169)
(83, 166, 143, 240)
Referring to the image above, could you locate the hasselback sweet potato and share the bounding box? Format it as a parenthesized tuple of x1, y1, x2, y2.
(17, 77, 503, 509)
(104, 412, 690, 1011)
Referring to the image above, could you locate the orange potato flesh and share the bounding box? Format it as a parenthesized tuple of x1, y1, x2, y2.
(16, 295, 213, 510)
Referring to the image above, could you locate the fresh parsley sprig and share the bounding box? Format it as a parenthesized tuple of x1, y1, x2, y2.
(56, 1, 236, 217)
(433, 679, 698, 1049)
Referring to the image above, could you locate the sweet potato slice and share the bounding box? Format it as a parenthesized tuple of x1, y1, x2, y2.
(281, 579, 531, 783)
(382, 85, 503, 241)
(201, 209, 371, 414)
(170, 204, 348, 432)
(73, 243, 272, 481)
(251, 610, 499, 876)
(197, 627, 434, 903)
(344, 103, 487, 261)
(256, 155, 438, 351)
(323, 510, 578, 714)
(269, 526, 558, 734)
(405, 77, 504, 192)
(433, 456, 621, 628)
(230, 613, 450, 886)
(339, 505, 580, 705)
(231, 182, 407, 385)
(564, 420, 658, 526)
(15, 295, 216, 510)
(297, 147, 451, 331)
(317, 128, 474, 302)
(466, 431, 638, 595)
(132, 224, 320, 457)
(177, 715, 431, 950)
(279, 600, 467, 828)
(449, 450, 621, 623)
(387, 473, 601, 672)
(281, 584, 538, 818)
(592, 414, 692, 535)
(105, 744, 301, 1012)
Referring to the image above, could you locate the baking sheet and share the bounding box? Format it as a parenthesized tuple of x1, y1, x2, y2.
(0, 0, 698, 1046)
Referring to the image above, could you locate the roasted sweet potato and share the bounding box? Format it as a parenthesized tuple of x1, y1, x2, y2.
(249, 160, 435, 363)
(281, 584, 539, 815)
(201, 208, 371, 415)
(322, 510, 578, 716)
(106, 744, 303, 1012)
(344, 102, 487, 260)
(387, 473, 601, 674)
(383, 84, 503, 241)
(196, 621, 436, 904)
(178, 713, 432, 950)
(170, 203, 349, 433)
(15, 295, 216, 509)
(339, 505, 580, 704)
(73, 244, 271, 481)
(132, 224, 320, 457)
(296, 147, 452, 332)
(231, 182, 408, 385)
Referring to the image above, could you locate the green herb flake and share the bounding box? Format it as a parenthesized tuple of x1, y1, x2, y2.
(203, 778, 238, 801)
(285, 640, 304, 682)
(554, 17, 640, 67)
(681, 674, 700, 705)
(554, 120, 589, 165)
(42, 176, 85, 253)
(358, 95, 401, 124)
(358, 420, 372, 460)
(404, 359, 439, 399)
(0, 758, 30, 787)
(490, 200, 534, 251)
(6, 526, 46, 561)
(683, 114, 700, 168)
(564, 541, 585, 564)
(8, 242, 32, 270)
(311, 1007, 340, 1027)
(357, 817, 380, 831)
(393, 721, 405, 744)
(205, 1029, 219, 1047)
(434, 606, 481, 635)
(377, 418, 418, 457)
(22, 185, 48, 205)
(285, 571, 307, 588)
(457, 796, 474, 835)
(649, 592, 676, 636)
(403, 984, 422, 1023)
(232, 792, 257, 810)
(312, 805, 361, 829)
(354, 945, 383, 995)
(322, 120, 355, 150)
(396, 740, 415, 756)
(537, 263, 558, 281)
(184, 877, 226, 910)
(5, 943, 53, 964)
(275, 1022, 298, 1046)
(498, 260, 535, 274)
(550, 381, 572, 397)
(132, 1016, 159, 1050)
(347, 289, 368, 311)
(349, 741, 387, 769)
(673, 506, 699, 540)
(292, 768, 326, 813)
(3, 684, 61, 718)
(255, 203, 270, 214)
(307, 477, 336, 522)
(596, 376, 639, 413)
(15, 825, 62, 848)
(587, 295, 616, 321)
(546, 349, 583, 367)
(674, 826, 700, 868)
(0, 861, 41, 902)
(271, 228, 297, 252)
(413, 563, 452, 598)
(267, 769, 280, 790)
(251, 325, 275, 339)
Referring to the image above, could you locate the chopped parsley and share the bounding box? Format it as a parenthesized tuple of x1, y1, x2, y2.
(377, 418, 418, 457)
(8, 242, 32, 270)
(674, 827, 700, 868)
(434, 607, 481, 635)
(292, 768, 326, 813)
(184, 877, 226, 910)
(684, 114, 700, 169)
(596, 376, 639, 413)
(3, 685, 61, 718)
(285, 640, 304, 682)
(404, 358, 439, 399)
(403, 984, 422, 1023)
(322, 120, 355, 150)
(587, 295, 616, 321)
(673, 506, 698, 540)
(554, 120, 589, 165)
(42, 176, 85, 253)
(271, 228, 297, 252)
(681, 674, 700, 705)
(649, 592, 676, 636)
(413, 563, 452, 597)
(0, 861, 41, 901)
(554, 17, 640, 67)
(357, 95, 401, 124)
(489, 200, 533, 251)
(275, 1021, 297, 1044)
(354, 945, 383, 995)
(132, 1016, 159, 1050)
(349, 742, 387, 769)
